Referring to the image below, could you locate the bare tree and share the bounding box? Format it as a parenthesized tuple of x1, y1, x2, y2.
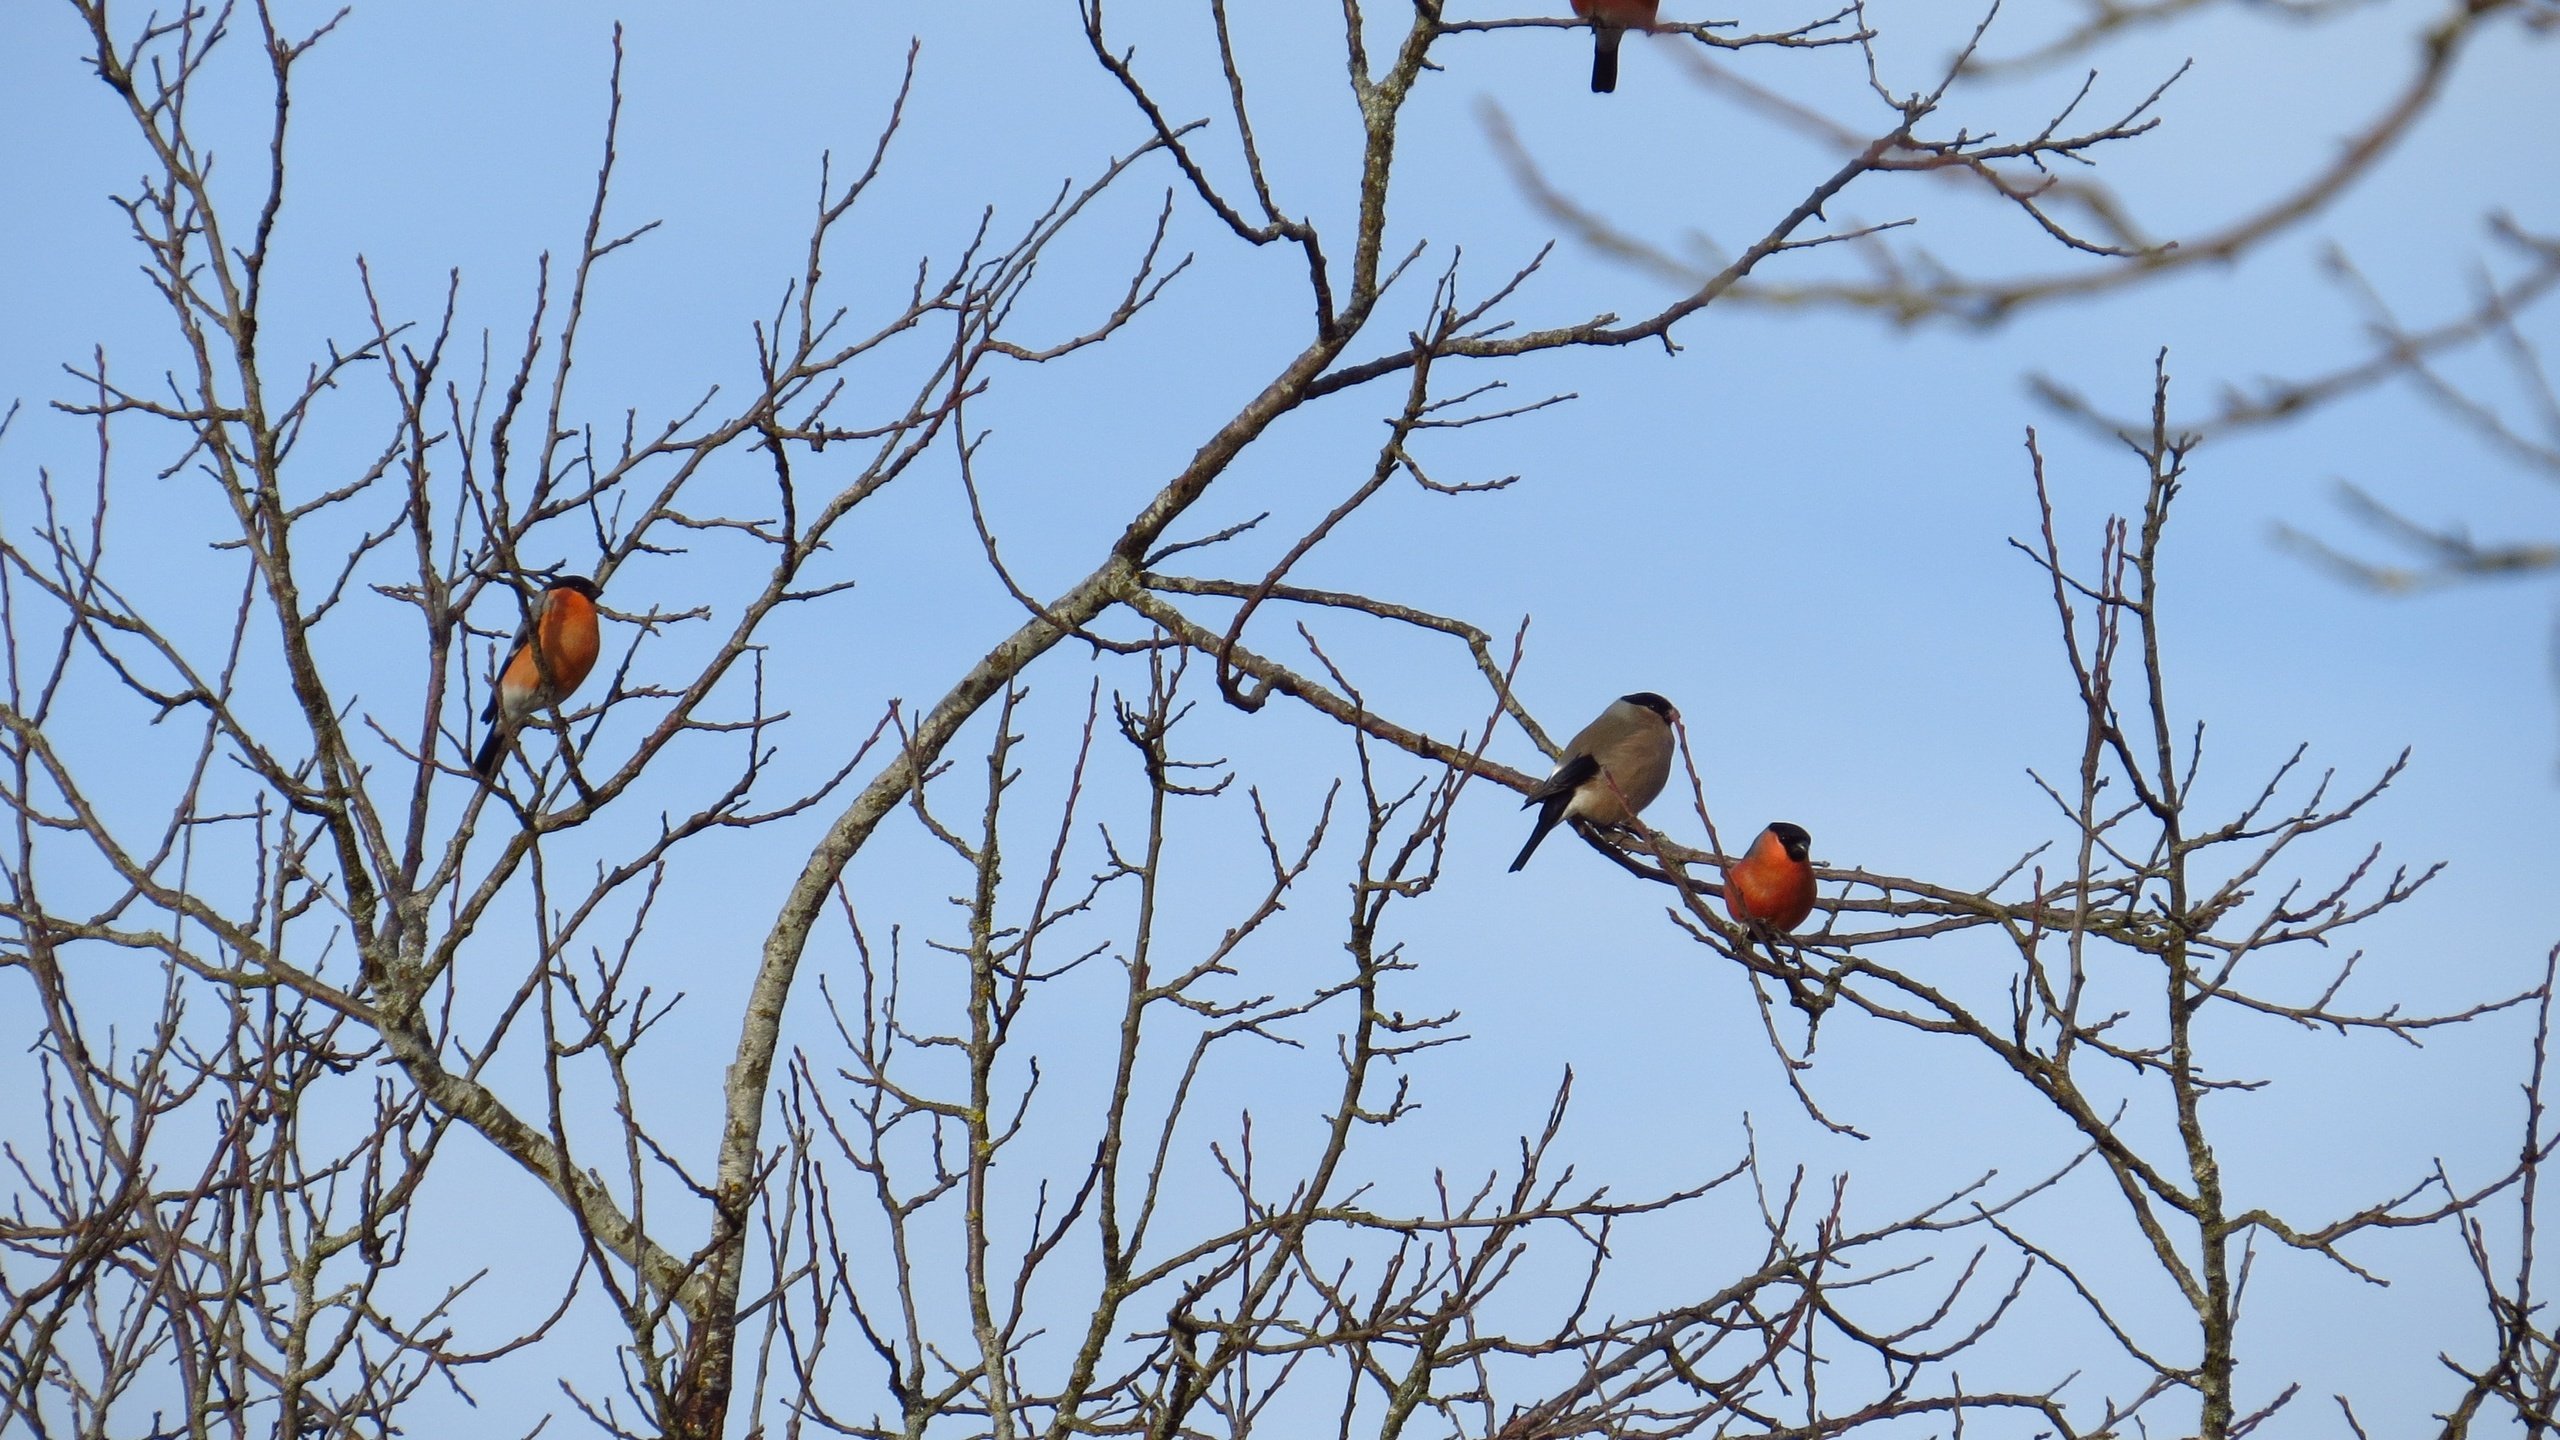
(1574, 357, 2548, 1437)
(0, 3, 2546, 1439)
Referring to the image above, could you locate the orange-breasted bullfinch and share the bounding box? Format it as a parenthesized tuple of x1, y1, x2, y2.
(1725, 821, 1816, 932)
(471, 574, 603, 780)
(1510, 692, 1678, 871)
(1571, 0, 1661, 93)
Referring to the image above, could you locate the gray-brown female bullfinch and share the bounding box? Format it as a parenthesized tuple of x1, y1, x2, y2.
(1725, 822, 1816, 932)
(472, 574, 603, 780)
(1509, 692, 1679, 871)
(1571, 0, 1661, 93)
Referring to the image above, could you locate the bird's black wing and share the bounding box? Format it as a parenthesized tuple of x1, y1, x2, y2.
(1522, 752, 1598, 807)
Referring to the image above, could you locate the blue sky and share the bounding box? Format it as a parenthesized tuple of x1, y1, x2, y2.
(4, 0, 2557, 1432)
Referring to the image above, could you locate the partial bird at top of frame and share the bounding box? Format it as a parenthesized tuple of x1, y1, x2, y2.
(1571, 0, 1662, 93)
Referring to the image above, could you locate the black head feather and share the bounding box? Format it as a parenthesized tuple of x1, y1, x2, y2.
(1767, 821, 1811, 861)
(549, 574, 601, 600)
(1620, 691, 1677, 722)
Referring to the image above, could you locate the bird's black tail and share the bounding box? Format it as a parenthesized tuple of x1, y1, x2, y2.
(1509, 797, 1568, 872)
(1590, 26, 1623, 93)
(471, 725, 508, 781)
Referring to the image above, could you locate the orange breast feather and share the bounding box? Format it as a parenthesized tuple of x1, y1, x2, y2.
(504, 589, 600, 709)
(534, 589, 601, 700)
(1725, 838, 1815, 931)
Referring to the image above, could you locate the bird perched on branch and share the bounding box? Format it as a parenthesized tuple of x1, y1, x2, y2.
(472, 574, 603, 780)
(1570, 0, 1661, 93)
(1725, 822, 1817, 932)
(1510, 692, 1679, 871)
